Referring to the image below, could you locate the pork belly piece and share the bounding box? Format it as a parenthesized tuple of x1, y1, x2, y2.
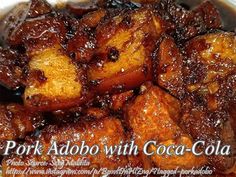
(154, 35, 184, 98)
(150, 135, 207, 170)
(27, 0, 52, 18)
(125, 83, 206, 169)
(126, 83, 182, 146)
(181, 102, 236, 173)
(177, 32, 236, 173)
(88, 7, 170, 93)
(0, 0, 53, 45)
(0, 47, 28, 90)
(2, 116, 128, 177)
(67, 9, 109, 64)
(184, 32, 236, 89)
(0, 104, 44, 154)
(156, 0, 222, 41)
(184, 32, 236, 110)
(0, 0, 89, 111)
(67, 8, 137, 64)
(21, 17, 89, 111)
(7, 15, 67, 52)
(0, 0, 67, 97)
(24, 44, 88, 111)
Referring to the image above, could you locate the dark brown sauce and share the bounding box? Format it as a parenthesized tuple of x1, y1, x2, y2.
(0, 85, 23, 103)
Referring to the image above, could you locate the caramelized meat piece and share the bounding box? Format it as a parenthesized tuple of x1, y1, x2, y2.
(27, 0, 52, 18)
(0, 3, 28, 44)
(150, 136, 207, 170)
(8, 16, 67, 52)
(0, 0, 53, 45)
(0, 48, 28, 90)
(155, 35, 184, 97)
(181, 103, 236, 173)
(156, 0, 222, 41)
(67, 9, 107, 63)
(192, 1, 222, 30)
(186, 32, 236, 87)
(19, 16, 88, 111)
(2, 116, 128, 177)
(0, 104, 43, 154)
(183, 32, 236, 114)
(126, 83, 182, 146)
(24, 45, 88, 111)
(0, 0, 66, 50)
(1, 1, 89, 111)
(180, 32, 236, 173)
(126, 83, 206, 169)
(89, 7, 169, 93)
(67, 26, 96, 63)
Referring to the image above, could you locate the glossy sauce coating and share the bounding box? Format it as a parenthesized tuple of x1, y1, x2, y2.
(0, 0, 235, 176)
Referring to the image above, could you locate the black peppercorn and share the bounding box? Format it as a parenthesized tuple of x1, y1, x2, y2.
(108, 47, 119, 62)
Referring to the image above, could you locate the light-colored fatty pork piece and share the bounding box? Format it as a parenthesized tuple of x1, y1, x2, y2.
(88, 7, 170, 93)
(126, 83, 207, 169)
(24, 45, 87, 111)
